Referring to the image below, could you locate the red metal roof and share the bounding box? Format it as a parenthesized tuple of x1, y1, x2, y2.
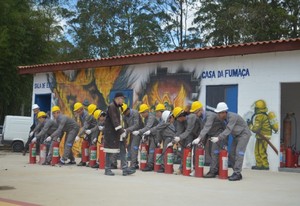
(18, 38, 300, 74)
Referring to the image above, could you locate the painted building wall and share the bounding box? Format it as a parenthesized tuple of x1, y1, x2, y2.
(32, 50, 300, 171)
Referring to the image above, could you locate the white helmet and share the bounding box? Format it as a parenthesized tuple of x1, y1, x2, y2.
(214, 102, 228, 113)
(32, 104, 40, 110)
(161, 110, 171, 123)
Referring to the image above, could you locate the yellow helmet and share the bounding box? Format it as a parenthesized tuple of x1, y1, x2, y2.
(87, 104, 97, 115)
(172, 107, 184, 118)
(73, 102, 83, 112)
(190, 101, 203, 113)
(93, 109, 102, 119)
(121, 103, 128, 114)
(37, 111, 47, 119)
(51, 106, 60, 113)
(155, 103, 166, 112)
(139, 104, 149, 113)
(255, 100, 266, 109)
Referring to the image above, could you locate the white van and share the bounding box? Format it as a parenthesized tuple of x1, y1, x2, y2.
(1, 115, 32, 152)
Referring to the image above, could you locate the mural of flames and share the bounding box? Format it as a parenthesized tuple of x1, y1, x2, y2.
(51, 67, 122, 157)
(141, 82, 188, 111)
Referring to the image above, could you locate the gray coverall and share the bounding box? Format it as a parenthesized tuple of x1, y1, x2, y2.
(218, 112, 251, 175)
(156, 122, 176, 169)
(176, 113, 202, 170)
(50, 114, 80, 162)
(78, 111, 98, 145)
(197, 111, 225, 174)
(35, 118, 59, 163)
(123, 109, 144, 168)
(137, 113, 159, 168)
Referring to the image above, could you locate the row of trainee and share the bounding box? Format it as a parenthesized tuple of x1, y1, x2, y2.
(24, 92, 251, 181)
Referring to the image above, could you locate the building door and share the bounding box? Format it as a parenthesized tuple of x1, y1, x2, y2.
(35, 94, 51, 115)
(205, 85, 238, 166)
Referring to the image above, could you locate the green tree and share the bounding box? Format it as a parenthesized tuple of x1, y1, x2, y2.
(0, 0, 64, 123)
(193, 0, 298, 46)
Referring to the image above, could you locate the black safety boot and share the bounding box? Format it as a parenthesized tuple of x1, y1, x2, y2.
(67, 160, 76, 165)
(111, 164, 118, 169)
(157, 168, 165, 173)
(203, 171, 218, 178)
(77, 161, 86, 166)
(228, 173, 242, 181)
(105, 169, 115, 176)
(91, 163, 99, 168)
(251, 165, 262, 170)
(123, 168, 136, 176)
(141, 165, 153, 172)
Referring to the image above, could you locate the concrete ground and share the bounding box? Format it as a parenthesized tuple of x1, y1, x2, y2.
(0, 151, 300, 206)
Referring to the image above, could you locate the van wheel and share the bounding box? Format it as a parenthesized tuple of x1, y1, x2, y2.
(12, 141, 24, 152)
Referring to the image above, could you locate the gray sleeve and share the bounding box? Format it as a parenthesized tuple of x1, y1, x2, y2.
(126, 112, 141, 133)
(218, 113, 238, 140)
(50, 116, 66, 138)
(198, 113, 214, 139)
(139, 115, 156, 134)
(178, 115, 197, 140)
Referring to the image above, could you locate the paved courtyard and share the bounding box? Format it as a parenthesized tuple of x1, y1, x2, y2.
(0, 151, 300, 206)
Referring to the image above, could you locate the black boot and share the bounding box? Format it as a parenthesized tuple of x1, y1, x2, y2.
(141, 165, 153, 172)
(77, 161, 86, 166)
(157, 168, 165, 173)
(228, 173, 242, 181)
(123, 168, 136, 176)
(204, 171, 218, 178)
(105, 169, 115, 176)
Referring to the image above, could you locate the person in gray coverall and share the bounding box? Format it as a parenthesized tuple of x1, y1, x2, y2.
(211, 102, 251, 181)
(155, 110, 176, 173)
(121, 103, 144, 170)
(75, 103, 99, 167)
(46, 106, 80, 165)
(132, 104, 159, 171)
(192, 108, 226, 178)
(171, 104, 203, 175)
(32, 111, 59, 165)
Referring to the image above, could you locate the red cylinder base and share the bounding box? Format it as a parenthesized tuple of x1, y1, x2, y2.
(140, 143, 148, 170)
(195, 147, 204, 178)
(89, 145, 97, 167)
(51, 141, 60, 165)
(219, 149, 228, 179)
(182, 148, 192, 176)
(98, 144, 105, 169)
(154, 148, 162, 172)
(29, 143, 36, 164)
(164, 147, 174, 174)
(81, 140, 89, 163)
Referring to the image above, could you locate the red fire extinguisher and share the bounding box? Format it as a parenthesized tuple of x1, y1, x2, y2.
(164, 147, 174, 174)
(89, 145, 97, 167)
(293, 152, 299, 168)
(182, 148, 192, 176)
(280, 144, 286, 168)
(98, 143, 106, 169)
(283, 113, 293, 148)
(219, 148, 228, 179)
(39, 144, 47, 164)
(29, 143, 36, 164)
(154, 148, 162, 172)
(194, 145, 205, 178)
(51, 141, 60, 165)
(140, 142, 149, 170)
(81, 140, 89, 163)
(285, 146, 294, 168)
